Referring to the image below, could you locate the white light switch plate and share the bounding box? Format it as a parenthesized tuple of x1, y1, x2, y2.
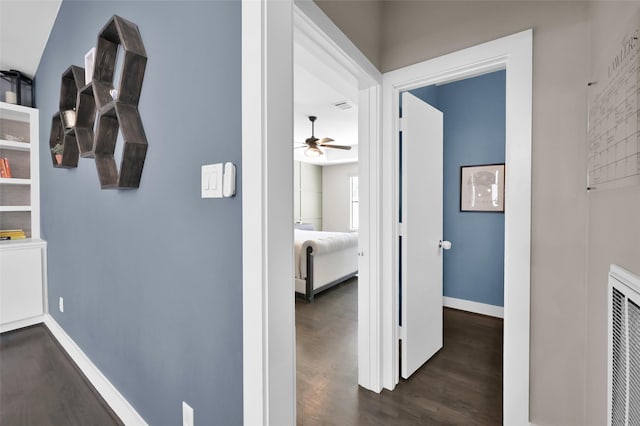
(201, 164, 223, 198)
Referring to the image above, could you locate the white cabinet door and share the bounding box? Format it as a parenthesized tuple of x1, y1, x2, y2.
(1, 246, 43, 325)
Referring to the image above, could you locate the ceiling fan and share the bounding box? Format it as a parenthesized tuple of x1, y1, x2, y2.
(297, 116, 351, 157)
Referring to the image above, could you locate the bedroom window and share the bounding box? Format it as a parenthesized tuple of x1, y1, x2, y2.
(350, 176, 359, 230)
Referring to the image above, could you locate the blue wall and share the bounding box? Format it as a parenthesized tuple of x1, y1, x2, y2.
(411, 70, 505, 307)
(37, 1, 242, 425)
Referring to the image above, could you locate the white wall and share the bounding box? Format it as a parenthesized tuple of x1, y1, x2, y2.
(586, 3, 640, 425)
(322, 162, 358, 232)
(294, 161, 323, 230)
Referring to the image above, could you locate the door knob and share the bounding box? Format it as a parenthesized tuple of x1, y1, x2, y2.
(439, 240, 452, 250)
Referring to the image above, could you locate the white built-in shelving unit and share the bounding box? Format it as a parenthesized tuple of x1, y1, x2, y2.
(0, 101, 47, 333)
(0, 102, 40, 237)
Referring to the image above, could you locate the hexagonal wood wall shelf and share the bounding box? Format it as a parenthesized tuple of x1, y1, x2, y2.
(49, 112, 78, 169)
(51, 15, 148, 189)
(93, 103, 147, 189)
(49, 65, 85, 168)
(76, 81, 97, 158)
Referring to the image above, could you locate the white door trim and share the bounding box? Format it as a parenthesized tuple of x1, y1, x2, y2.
(242, 1, 295, 424)
(293, 1, 380, 84)
(355, 83, 382, 391)
(382, 30, 533, 425)
(242, 0, 382, 424)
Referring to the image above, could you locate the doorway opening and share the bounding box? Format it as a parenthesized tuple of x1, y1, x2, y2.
(382, 30, 532, 425)
(395, 70, 507, 422)
(410, 71, 506, 317)
(293, 30, 362, 422)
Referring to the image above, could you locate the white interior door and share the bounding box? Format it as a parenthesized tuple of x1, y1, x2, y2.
(400, 92, 444, 379)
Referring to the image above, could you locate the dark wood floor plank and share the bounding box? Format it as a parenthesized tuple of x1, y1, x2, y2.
(296, 278, 503, 426)
(0, 324, 122, 426)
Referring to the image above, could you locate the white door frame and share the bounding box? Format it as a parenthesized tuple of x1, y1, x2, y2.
(242, 1, 295, 424)
(382, 30, 533, 425)
(242, 1, 382, 424)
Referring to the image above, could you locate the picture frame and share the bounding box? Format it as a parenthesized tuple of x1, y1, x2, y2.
(460, 163, 505, 212)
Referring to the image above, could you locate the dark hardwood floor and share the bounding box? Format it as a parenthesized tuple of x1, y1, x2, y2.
(296, 278, 503, 426)
(1, 282, 501, 426)
(0, 324, 122, 426)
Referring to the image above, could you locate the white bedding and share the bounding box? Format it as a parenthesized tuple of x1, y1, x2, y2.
(294, 229, 358, 279)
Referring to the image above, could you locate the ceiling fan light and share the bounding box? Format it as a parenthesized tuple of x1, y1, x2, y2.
(305, 147, 323, 157)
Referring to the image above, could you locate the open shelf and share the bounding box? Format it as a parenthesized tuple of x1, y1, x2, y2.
(0, 181, 30, 210)
(0, 148, 29, 179)
(94, 16, 147, 107)
(94, 102, 147, 189)
(0, 108, 29, 123)
(0, 103, 38, 241)
(49, 112, 78, 168)
(76, 82, 97, 157)
(0, 206, 32, 212)
(0, 139, 30, 151)
(49, 66, 86, 169)
(60, 65, 85, 111)
(0, 238, 42, 246)
(0, 178, 30, 185)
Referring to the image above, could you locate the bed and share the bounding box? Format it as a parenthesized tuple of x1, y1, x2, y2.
(294, 228, 359, 302)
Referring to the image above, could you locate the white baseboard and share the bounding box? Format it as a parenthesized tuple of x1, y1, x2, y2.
(443, 296, 504, 318)
(0, 314, 45, 333)
(43, 314, 147, 426)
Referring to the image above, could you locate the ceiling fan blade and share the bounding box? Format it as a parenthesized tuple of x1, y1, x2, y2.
(318, 137, 334, 144)
(294, 146, 307, 149)
(320, 144, 351, 150)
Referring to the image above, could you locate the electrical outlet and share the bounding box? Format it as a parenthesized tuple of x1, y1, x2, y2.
(182, 401, 194, 426)
(59, 297, 64, 313)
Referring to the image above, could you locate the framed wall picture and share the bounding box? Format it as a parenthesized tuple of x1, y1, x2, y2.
(460, 163, 505, 212)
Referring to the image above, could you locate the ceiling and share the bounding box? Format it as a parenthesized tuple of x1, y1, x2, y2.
(0, 1, 358, 166)
(294, 36, 359, 166)
(0, 1, 61, 77)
